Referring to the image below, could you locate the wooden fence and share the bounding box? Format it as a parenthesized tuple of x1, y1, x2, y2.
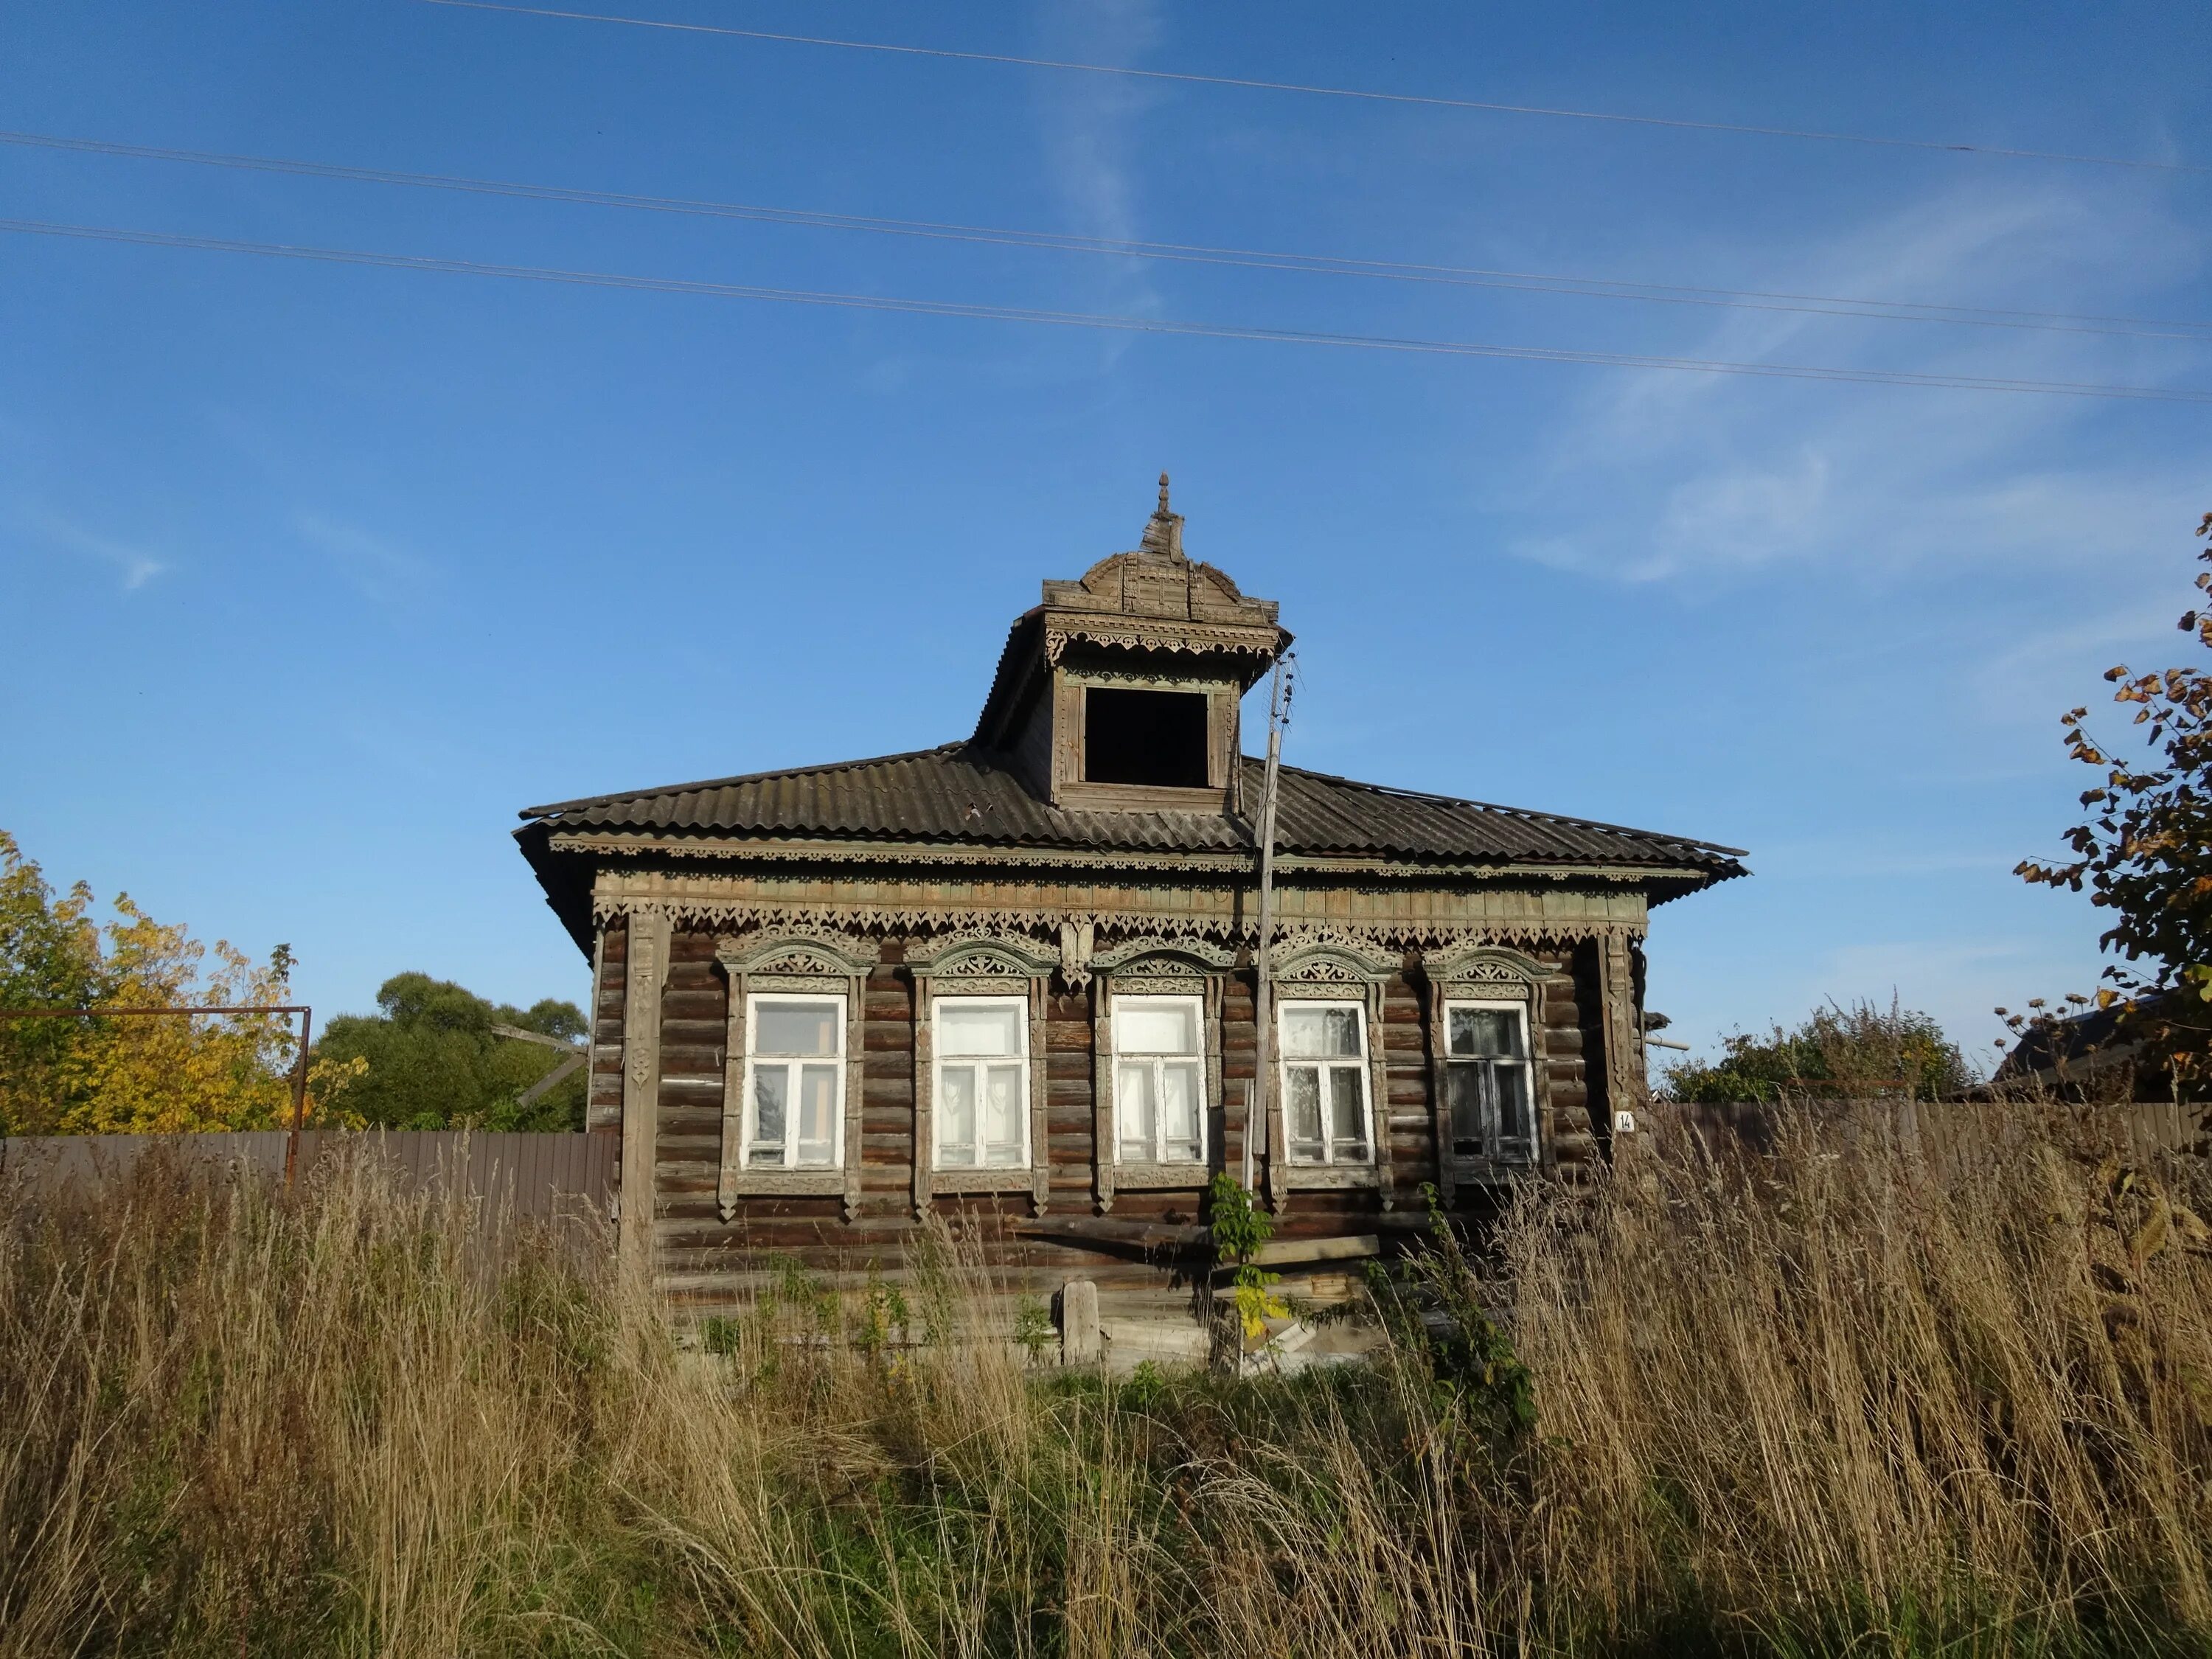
(0, 1130, 618, 1230)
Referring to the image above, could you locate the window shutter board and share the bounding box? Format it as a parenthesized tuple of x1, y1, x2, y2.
(1029, 976, 1050, 1215)
(1091, 978, 1114, 1214)
(717, 967, 748, 1221)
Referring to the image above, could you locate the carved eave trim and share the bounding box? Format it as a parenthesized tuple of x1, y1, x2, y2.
(546, 830, 1717, 891)
(1043, 617, 1284, 668)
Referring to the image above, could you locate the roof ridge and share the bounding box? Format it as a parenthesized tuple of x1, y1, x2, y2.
(518, 742, 969, 820)
(1256, 757, 1749, 858)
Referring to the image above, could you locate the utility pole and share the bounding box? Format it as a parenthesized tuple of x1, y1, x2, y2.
(1244, 655, 1293, 1196)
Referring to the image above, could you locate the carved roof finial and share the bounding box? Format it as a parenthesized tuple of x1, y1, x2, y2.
(1139, 470, 1185, 560)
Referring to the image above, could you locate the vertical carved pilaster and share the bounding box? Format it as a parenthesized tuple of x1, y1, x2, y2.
(911, 975, 934, 1219)
(619, 910, 672, 1281)
(1425, 977, 1453, 1208)
(844, 973, 866, 1222)
(1599, 933, 1646, 1138)
(1368, 981, 1394, 1210)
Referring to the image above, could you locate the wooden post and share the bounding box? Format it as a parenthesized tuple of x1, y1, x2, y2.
(1247, 657, 1292, 1200)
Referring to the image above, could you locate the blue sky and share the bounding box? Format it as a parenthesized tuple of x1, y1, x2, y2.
(2, 1, 2206, 1071)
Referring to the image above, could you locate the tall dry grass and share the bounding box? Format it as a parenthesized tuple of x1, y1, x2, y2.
(1, 1106, 2207, 1656)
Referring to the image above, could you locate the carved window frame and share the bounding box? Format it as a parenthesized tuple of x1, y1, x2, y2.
(714, 929, 877, 1220)
(1439, 998, 1537, 1169)
(738, 990, 848, 1172)
(1110, 991, 1208, 1170)
(907, 931, 1058, 1214)
(1087, 934, 1235, 1211)
(1262, 933, 1401, 1207)
(1419, 945, 1550, 1204)
(929, 995, 1032, 1174)
(1276, 996, 1378, 1175)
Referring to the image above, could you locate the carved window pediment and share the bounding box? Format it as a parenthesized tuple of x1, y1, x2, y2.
(716, 926, 879, 979)
(1269, 930, 1400, 986)
(906, 930, 1060, 980)
(1090, 933, 1238, 975)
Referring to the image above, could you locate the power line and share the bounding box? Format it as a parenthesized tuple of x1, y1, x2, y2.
(417, 0, 2205, 176)
(11, 130, 2208, 344)
(5, 215, 2205, 403)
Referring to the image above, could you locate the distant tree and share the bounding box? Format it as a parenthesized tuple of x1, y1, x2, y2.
(1661, 998, 1975, 1105)
(2017, 510, 2212, 1081)
(0, 830, 363, 1134)
(314, 973, 588, 1131)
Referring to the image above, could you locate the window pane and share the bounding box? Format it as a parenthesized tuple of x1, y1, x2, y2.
(1449, 1006, 1524, 1060)
(1497, 1063, 1531, 1148)
(796, 1064, 838, 1166)
(750, 1064, 787, 1166)
(1116, 999, 1197, 1055)
(1328, 1065, 1368, 1159)
(1446, 1062, 1484, 1155)
(939, 1001, 1022, 1058)
(757, 1001, 839, 1057)
(1116, 1062, 1155, 1162)
(1159, 1061, 1200, 1162)
(982, 1064, 1024, 1164)
(939, 1064, 976, 1166)
(1282, 1004, 1361, 1060)
(1286, 1065, 1324, 1161)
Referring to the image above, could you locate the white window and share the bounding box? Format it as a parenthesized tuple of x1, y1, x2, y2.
(742, 994, 844, 1169)
(1444, 1001, 1535, 1163)
(1112, 994, 1205, 1164)
(1279, 1001, 1373, 1165)
(933, 997, 1029, 1169)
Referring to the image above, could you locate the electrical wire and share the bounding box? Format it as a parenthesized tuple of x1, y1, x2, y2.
(5, 215, 2205, 402)
(10, 131, 2208, 343)
(416, 0, 2207, 176)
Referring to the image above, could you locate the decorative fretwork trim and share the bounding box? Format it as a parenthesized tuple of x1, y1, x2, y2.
(1044, 620, 1280, 663)
(1090, 933, 1239, 973)
(591, 869, 1651, 950)
(549, 830, 1709, 889)
(905, 928, 1060, 978)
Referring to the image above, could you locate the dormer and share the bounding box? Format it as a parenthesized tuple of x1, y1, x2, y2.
(973, 476, 1290, 814)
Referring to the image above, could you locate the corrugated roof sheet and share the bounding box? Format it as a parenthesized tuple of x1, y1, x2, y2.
(520, 744, 1745, 874)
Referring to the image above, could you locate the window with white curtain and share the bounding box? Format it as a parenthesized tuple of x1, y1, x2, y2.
(1444, 1001, 1535, 1162)
(933, 997, 1029, 1169)
(1279, 1001, 1373, 1166)
(1112, 994, 1204, 1164)
(743, 994, 844, 1169)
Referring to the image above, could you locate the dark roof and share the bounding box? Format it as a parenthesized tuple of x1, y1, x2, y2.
(519, 743, 1746, 874)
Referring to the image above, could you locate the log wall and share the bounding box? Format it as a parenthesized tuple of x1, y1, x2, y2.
(612, 921, 1619, 1310)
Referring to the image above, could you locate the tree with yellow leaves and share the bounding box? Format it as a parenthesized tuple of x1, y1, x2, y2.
(0, 830, 362, 1135)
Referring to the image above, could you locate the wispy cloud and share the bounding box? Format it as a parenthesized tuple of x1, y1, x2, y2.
(1028, 0, 1164, 345)
(296, 512, 436, 604)
(30, 509, 166, 591)
(1503, 180, 2210, 583)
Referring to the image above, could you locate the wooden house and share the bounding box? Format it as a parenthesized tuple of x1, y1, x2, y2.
(517, 480, 1745, 1347)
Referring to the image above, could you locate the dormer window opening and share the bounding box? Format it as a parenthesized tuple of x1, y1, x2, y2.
(1083, 687, 1208, 788)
